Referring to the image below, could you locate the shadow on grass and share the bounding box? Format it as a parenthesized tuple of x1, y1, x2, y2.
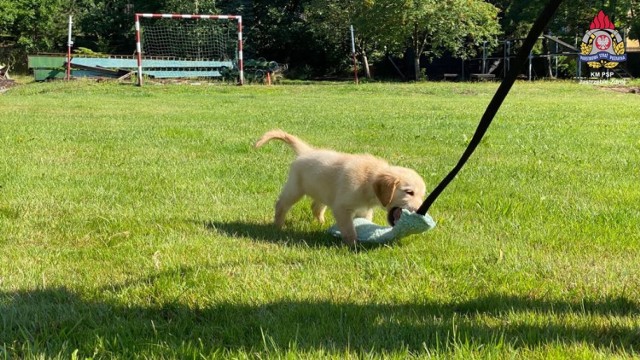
(2, 283, 639, 357)
(201, 220, 340, 248)
(200, 220, 394, 250)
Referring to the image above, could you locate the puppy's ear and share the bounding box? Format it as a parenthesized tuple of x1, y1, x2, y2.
(374, 173, 400, 206)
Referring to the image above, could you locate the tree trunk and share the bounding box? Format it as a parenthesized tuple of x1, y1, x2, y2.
(362, 51, 371, 79)
(410, 23, 420, 81)
(404, 46, 418, 81)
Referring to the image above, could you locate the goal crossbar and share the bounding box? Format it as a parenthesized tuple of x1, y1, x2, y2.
(135, 13, 244, 85)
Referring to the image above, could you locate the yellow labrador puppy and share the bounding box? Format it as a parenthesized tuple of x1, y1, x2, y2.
(255, 130, 426, 246)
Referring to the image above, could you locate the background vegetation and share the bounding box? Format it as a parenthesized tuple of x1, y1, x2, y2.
(1, 80, 639, 358)
(2, 0, 640, 77)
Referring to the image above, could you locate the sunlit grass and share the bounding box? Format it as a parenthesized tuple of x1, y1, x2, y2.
(1, 80, 639, 359)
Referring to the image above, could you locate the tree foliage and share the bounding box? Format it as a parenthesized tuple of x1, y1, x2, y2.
(495, 0, 640, 38)
(400, 0, 501, 79)
(1, 0, 68, 69)
(306, 0, 500, 79)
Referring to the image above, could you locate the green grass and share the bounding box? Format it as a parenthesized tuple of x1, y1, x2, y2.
(1, 80, 639, 359)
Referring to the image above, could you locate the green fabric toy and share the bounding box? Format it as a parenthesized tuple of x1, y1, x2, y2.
(328, 209, 436, 244)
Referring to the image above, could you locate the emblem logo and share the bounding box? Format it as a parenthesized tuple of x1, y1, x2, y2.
(579, 10, 626, 69)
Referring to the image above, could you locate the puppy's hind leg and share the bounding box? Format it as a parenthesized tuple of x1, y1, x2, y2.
(274, 178, 303, 228)
(311, 200, 327, 224)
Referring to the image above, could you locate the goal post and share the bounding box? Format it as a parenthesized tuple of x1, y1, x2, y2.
(134, 13, 244, 86)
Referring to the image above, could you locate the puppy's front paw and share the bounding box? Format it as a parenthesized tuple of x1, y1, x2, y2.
(341, 236, 358, 247)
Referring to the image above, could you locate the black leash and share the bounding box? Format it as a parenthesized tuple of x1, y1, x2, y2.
(416, 0, 564, 216)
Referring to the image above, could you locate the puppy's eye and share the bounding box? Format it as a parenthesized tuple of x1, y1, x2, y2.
(405, 190, 415, 196)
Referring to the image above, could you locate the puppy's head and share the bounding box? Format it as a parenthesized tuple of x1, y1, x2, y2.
(373, 167, 426, 225)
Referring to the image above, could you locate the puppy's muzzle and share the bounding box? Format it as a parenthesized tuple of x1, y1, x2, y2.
(388, 205, 424, 226)
(386, 207, 403, 226)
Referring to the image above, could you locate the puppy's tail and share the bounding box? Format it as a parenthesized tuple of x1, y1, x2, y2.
(255, 130, 314, 156)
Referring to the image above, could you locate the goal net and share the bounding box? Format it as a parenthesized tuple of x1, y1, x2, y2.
(135, 14, 243, 85)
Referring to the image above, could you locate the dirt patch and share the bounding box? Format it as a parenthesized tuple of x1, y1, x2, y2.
(600, 85, 640, 94)
(0, 79, 17, 94)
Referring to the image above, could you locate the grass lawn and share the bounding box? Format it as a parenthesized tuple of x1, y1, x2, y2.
(1, 79, 639, 359)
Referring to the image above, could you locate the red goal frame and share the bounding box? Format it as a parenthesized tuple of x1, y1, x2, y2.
(134, 13, 244, 86)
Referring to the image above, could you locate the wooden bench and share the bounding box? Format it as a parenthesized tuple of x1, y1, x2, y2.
(443, 73, 458, 81)
(470, 73, 496, 81)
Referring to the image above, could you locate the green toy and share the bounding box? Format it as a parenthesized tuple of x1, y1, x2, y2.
(328, 209, 436, 244)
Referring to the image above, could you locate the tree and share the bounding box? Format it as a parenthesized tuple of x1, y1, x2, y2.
(395, 0, 501, 80)
(0, 0, 69, 71)
(304, 0, 367, 76)
(306, 0, 399, 78)
(243, 0, 344, 77)
(307, 0, 501, 80)
(0, 0, 20, 66)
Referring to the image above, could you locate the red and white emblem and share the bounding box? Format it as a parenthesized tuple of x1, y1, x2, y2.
(579, 10, 626, 69)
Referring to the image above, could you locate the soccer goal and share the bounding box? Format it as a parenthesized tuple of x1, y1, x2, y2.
(134, 13, 243, 85)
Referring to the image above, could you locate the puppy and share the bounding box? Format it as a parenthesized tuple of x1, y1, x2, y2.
(255, 130, 426, 246)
